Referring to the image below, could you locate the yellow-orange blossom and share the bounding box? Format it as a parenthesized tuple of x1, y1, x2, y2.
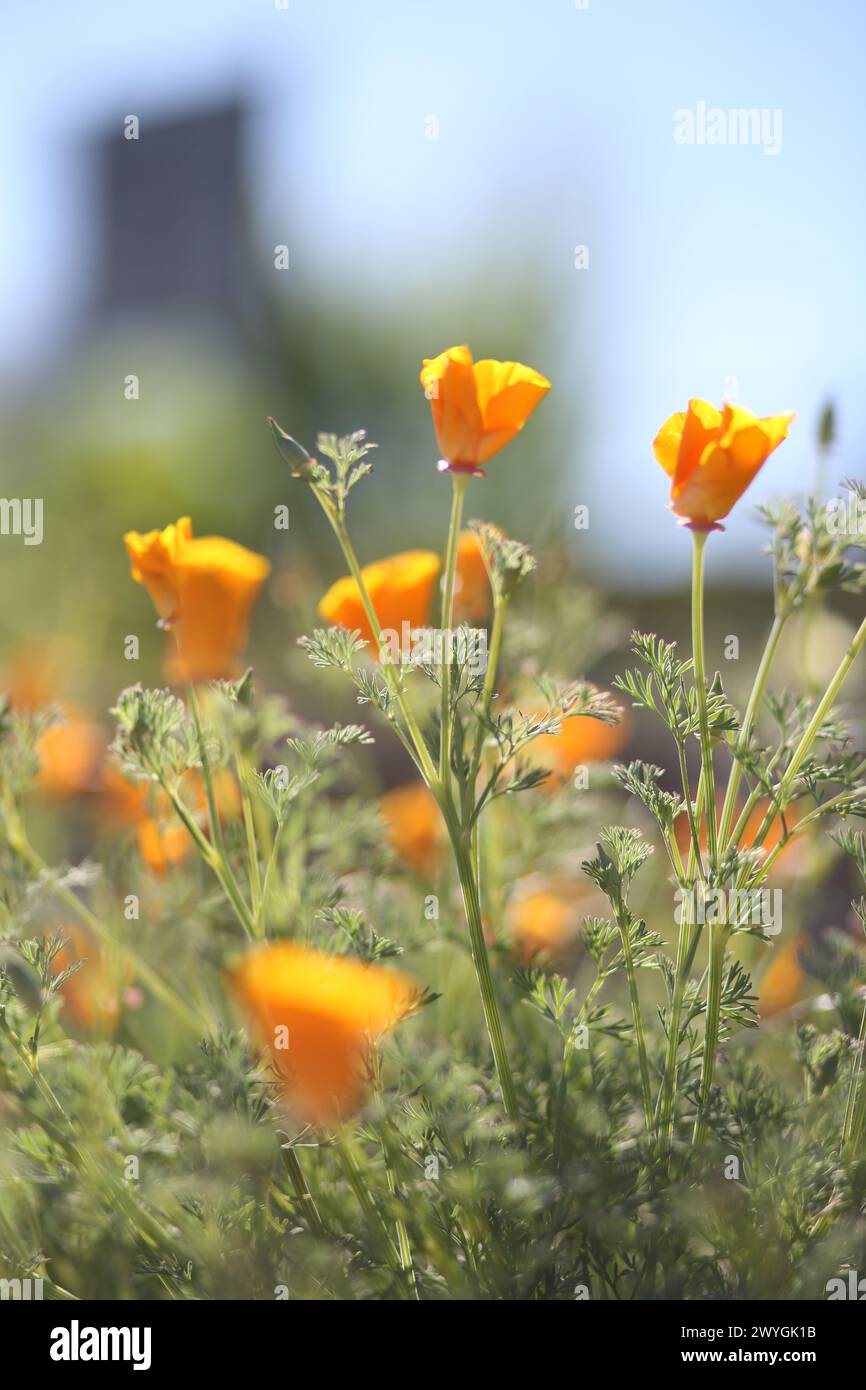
(124, 517, 271, 681)
(229, 943, 416, 1125)
(419, 344, 551, 473)
(653, 399, 795, 527)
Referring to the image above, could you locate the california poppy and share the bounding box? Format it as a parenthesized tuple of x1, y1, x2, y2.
(229, 944, 416, 1125)
(531, 706, 628, 790)
(507, 886, 583, 962)
(124, 518, 271, 682)
(420, 345, 551, 473)
(454, 531, 492, 621)
(51, 926, 122, 1036)
(758, 934, 807, 1018)
(675, 796, 804, 872)
(36, 713, 107, 798)
(380, 782, 443, 876)
(319, 550, 440, 654)
(653, 399, 794, 528)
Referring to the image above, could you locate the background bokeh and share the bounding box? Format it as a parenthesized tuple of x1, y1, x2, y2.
(1, 0, 865, 723)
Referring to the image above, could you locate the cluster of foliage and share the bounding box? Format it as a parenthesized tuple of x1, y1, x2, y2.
(1, 371, 866, 1301)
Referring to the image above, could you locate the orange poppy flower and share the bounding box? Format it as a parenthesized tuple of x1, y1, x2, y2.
(758, 934, 806, 1018)
(380, 782, 443, 876)
(419, 345, 551, 473)
(124, 518, 271, 682)
(36, 713, 107, 798)
(0, 642, 61, 712)
(136, 816, 192, 876)
(507, 888, 582, 962)
(133, 771, 240, 875)
(51, 926, 122, 1036)
(229, 944, 416, 1125)
(674, 797, 804, 871)
(531, 706, 628, 789)
(318, 550, 440, 654)
(454, 531, 492, 621)
(653, 399, 795, 529)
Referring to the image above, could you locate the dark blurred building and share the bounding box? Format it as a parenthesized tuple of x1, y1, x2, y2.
(91, 100, 258, 332)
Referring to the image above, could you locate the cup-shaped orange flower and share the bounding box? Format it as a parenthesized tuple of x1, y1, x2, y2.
(420, 345, 551, 473)
(653, 399, 795, 529)
(124, 519, 271, 682)
(229, 944, 417, 1125)
(318, 550, 440, 655)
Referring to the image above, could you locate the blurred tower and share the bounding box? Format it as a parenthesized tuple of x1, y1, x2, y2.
(91, 100, 256, 332)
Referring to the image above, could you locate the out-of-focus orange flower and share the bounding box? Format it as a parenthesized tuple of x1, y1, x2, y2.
(115, 769, 240, 876)
(758, 934, 807, 1018)
(98, 766, 150, 826)
(0, 643, 61, 711)
(51, 926, 121, 1036)
(508, 887, 583, 962)
(229, 944, 416, 1125)
(319, 550, 440, 653)
(124, 518, 271, 682)
(419, 345, 551, 473)
(36, 714, 107, 798)
(455, 531, 492, 621)
(136, 817, 192, 876)
(380, 783, 443, 876)
(674, 797, 804, 872)
(124, 516, 193, 621)
(531, 706, 628, 790)
(653, 399, 795, 529)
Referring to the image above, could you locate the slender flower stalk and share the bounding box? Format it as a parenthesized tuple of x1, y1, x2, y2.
(2, 799, 208, 1036)
(762, 614, 866, 831)
(717, 610, 788, 849)
(615, 905, 654, 1134)
(691, 530, 718, 870)
(438, 473, 469, 790)
(842, 997, 866, 1159)
(447, 819, 520, 1124)
(692, 924, 727, 1146)
(235, 751, 263, 922)
(281, 1143, 327, 1239)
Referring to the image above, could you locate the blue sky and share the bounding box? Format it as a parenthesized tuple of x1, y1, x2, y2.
(2, 0, 865, 582)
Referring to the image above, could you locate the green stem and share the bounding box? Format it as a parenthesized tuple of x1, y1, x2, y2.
(553, 973, 604, 1170)
(693, 925, 727, 1146)
(323, 501, 439, 786)
(676, 737, 705, 878)
(159, 774, 256, 939)
(842, 997, 866, 1159)
(767, 613, 866, 823)
(280, 1142, 326, 1238)
(616, 906, 654, 1135)
(188, 683, 225, 855)
(448, 823, 520, 1125)
(258, 816, 288, 932)
(691, 530, 718, 870)
(655, 770, 707, 1148)
(465, 590, 509, 818)
(8, 820, 207, 1036)
(236, 751, 263, 924)
(718, 611, 788, 849)
(372, 1047, 418, 1298)
(439, 473, 469, 790)
(333, 1130, 403, 1278)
